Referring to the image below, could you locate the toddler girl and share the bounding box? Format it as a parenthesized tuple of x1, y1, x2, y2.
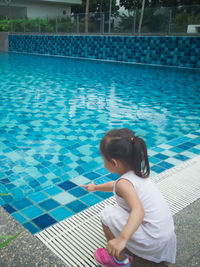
(83, 128, 176, 267)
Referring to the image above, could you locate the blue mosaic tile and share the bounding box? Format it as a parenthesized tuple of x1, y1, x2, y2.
(68, 187, 88, 198)
(80, 193, 102, 206)
(95, 167, 109, 175)
(170, 146, 185, 153)
(84, 172, 101, 180)
(151, 165, 165, 174)
(12, 212, 27, 223)
(151, 147, 165, 152)
(167, 136, 191, 146)
(52, 192, 76, 205)
(28, 191, 49, 203)
(2, 204, 16, 214)
(95, 176, 112, 185)
(21, 205, 44, 220)
(38, 198, 59, 211)
(66, 200, 88, 213)
(106, 173, 119, 180)
(189, 148, 200, 154)
(44, 186, 63, 196)
(174, 154, 190, 161)
(94, 191, 113, 199)
(9, 35, 200, 68)
(49, 206, 73, 221)
(149, 157, 162, 164)
(12, 198, 33, 210)
(58, 180, 77, 190)
(23, 221, 39, 234)
(154, 153, 169, 160)
(157, 161, 174, 170)
(32, 214, 57, 230)
(70, 176, 91, 186)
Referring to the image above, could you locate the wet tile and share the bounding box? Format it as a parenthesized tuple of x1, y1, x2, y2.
(66, 200, 88, 213)
(32, 214, 57, 230)
(38, 198, 59, 211)
(50, 206, 73, 221)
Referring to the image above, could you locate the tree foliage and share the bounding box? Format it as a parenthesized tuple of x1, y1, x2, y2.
(119, 0, 200, 10)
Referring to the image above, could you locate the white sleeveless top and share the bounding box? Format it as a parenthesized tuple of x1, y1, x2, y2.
(114, 170, 174, 240)
(101, 170, 176, 263)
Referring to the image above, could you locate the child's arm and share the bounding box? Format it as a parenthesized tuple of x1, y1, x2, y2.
(82, 181, 115, 192)
(106, 179, 145, 258)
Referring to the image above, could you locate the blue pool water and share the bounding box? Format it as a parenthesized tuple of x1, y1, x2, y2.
(0, 52, 200, 233)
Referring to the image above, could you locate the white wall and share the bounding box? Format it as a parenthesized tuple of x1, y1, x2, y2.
(12, 1, 77, 18)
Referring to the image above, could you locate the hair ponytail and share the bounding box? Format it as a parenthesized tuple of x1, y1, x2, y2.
(131, 136, 150, 178)
(100, 128, 150, 178)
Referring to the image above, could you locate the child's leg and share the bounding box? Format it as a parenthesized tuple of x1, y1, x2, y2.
(102, 223, 125, 261)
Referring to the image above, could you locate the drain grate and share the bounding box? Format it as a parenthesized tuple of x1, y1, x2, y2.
(36, 156, 200, 267)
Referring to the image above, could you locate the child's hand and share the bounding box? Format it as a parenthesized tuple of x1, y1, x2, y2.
(82, 182, 96, 192)
(106, 236, 127, 259)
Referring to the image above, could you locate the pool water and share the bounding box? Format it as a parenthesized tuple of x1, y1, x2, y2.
(0, 52, 200, 233)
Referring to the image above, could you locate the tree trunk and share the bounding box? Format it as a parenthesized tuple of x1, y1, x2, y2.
(100, 0, 103, 33)
(85, 0, 90, 33)
(138, 0, 145, 33)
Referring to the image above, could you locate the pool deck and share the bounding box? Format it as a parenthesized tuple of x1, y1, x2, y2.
(1, 156, 200, 267)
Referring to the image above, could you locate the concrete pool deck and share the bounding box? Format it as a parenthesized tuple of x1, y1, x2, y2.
(1, 156, 200, 267)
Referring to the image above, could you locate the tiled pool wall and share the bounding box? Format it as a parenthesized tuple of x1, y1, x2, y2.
(9, 35, 200, 69)
(2, 130, 200, 234)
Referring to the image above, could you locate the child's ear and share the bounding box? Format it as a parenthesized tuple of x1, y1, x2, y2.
(111, 159, 118, 166)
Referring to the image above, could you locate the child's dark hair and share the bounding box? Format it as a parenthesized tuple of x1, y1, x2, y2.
(100, 128, 150, 178)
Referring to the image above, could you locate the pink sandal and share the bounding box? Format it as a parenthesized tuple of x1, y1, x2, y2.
(94, 248, 133, 267)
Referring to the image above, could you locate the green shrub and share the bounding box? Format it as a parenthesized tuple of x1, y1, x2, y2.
(0, 20, 11, 31)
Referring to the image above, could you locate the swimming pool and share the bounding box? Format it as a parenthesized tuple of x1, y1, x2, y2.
(0, 52, 200, 233)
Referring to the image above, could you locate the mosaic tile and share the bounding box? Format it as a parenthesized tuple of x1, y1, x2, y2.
(2, 204, 16, 214)
(106, 173, 119, 180)
(165, 157, 182, 165)
(58, 180, 77, 190)
(32, 214, 57, 230)
(80, 193, 102, 206)
(52, 192, 76, 205)
(20, 205, 44, 220)
(154, 153, 169, 160)
(23, 221, 39, 234)
(151, 165, 165, 174)
(160, 150, 177, 157)
(9, 35, 200, 68)
(174, 154, 190, 161)
(189, 148, 200, 154)
(69, 176, 91, 186)
(66, 200, 88, 213)
(12, 212, 27, 223)
(12, 198, 33, 210)
(157, 161, 174, 170)
(149, 157, 162, 164)
(43, 186, 63, 196)
(94, 191, 113, 200)
(95, 167, 109, 175)
(68, 187, 88, 198)
(84, 172, 101, 180)
(38, 198, 59, 211)
(49, 206, 73, 221)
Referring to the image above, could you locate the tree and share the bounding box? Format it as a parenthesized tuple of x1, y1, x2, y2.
(138, 0, 145, 33)
(85, 0, 89, 33)
(119, 0, 200, 10)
